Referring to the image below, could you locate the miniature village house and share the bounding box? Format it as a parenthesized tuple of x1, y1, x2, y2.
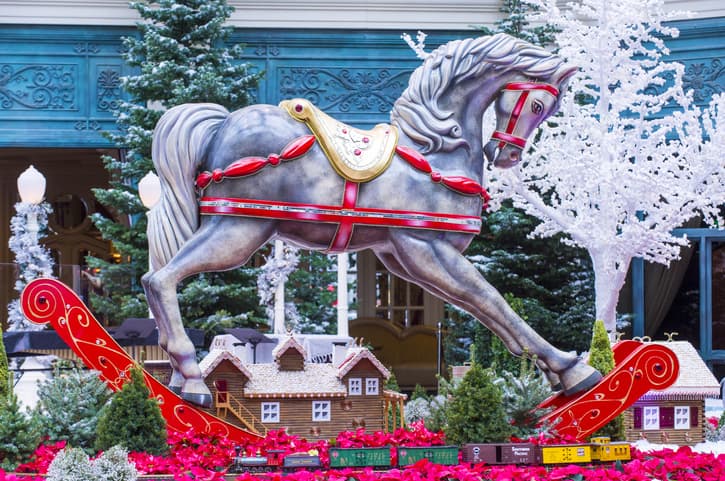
(623, 340, 720, 445)
(199, 334, 406, 440)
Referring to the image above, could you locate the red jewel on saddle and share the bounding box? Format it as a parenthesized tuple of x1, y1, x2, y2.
(212, 169, 223, 182)
(268, 154, 280, 166)
(430, 172, 442, 182)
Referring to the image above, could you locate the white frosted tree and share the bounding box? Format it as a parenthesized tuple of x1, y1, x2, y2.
(7, 201, 55, 331)
(487, 0, 725, 334)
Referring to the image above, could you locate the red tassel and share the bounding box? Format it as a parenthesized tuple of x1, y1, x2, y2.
(441, 176, 483, 196)
(280, 135, 316, 160)
(224, 158, 268, 178)
(196, 172, 213, 190)
(395, 145, 432, 173)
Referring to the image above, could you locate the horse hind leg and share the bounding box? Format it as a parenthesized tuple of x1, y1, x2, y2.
(144, 218, 275, 406)
(381, 233, 601, 396)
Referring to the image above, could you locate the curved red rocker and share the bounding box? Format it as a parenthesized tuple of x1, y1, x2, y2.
(20, 277, 262, 443)
(537, 340, 680, 440)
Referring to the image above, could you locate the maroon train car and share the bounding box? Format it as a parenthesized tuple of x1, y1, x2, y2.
(462, 443, 542, 465)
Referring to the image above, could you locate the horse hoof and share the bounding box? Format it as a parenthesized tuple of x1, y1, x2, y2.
(168, 384, 182, 395)
(181, 391, 212, 408)
(562, 369, 602, 396)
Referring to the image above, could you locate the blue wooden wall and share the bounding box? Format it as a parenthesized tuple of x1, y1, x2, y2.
(2, 20, 724, 146)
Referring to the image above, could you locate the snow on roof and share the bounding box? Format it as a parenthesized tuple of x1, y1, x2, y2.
(272, 335, 307, 360)
(640, 341, 720, 401)
(243, 363, 347, 397)
(336, 346, 390, 379)
(199, 349, 252, 379)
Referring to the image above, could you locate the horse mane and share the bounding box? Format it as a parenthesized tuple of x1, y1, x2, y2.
(391, 33, 566, 154)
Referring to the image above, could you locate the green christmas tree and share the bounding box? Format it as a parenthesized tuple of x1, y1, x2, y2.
(0, 325, 9, 400)
(88, 0, 264, 331)
(34, 365, 112, 454)
(0, 392, 41, 471)
(444, 362, 513, 444)
(476, 0, 558, 45)
(588, 319, 624, 440)
(95, 366, 167, 455)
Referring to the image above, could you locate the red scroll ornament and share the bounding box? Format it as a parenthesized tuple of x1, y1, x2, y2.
(537, 340, 679, 440)
(20, 278, 262, 443)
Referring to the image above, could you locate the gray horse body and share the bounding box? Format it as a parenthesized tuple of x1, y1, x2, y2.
(143, 33, 601, 407)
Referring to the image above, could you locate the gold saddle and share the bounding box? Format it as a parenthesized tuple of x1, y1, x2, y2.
(280, 98, 399, 183)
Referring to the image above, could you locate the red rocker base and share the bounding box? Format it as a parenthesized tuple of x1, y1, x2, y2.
(20, 278, 262, 443)
(537, 340, 680, 440)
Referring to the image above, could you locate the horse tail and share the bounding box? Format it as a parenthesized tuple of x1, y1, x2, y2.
(148, 103, 229, 270)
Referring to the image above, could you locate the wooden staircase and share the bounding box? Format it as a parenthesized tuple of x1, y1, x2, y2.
(216, 392, 267, 436)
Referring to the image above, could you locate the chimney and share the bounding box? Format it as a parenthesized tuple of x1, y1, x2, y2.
(332, 341, 349, 367)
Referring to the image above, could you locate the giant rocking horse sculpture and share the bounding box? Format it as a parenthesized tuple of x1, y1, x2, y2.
(143, 33, 601, 407)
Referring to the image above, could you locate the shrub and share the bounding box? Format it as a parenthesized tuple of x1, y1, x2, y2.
(0, 392, 41, 471)
(46, 445, 136, 481)
(588, 319, 625, 440)
(34, 365, 112, 454)
(444, 362, 513, 444)
(94, 366, 167, 455)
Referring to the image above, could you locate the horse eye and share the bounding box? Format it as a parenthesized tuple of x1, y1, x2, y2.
(532, 99, 544, 115)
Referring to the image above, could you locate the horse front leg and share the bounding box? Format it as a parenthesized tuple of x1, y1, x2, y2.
(142, 271, 184, 394)
(382, 233, 601, 395)
(143, 219, 275, 407)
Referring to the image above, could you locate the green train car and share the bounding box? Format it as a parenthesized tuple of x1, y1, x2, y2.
(397, 446, 460, 466)
(329, 447, 392, 468)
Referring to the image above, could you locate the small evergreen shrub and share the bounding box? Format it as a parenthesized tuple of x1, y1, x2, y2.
(95, 366, 167, 455)
(0, 392, 41, 471)
(444, 363, 513, 444)
(495, 354, 553, 438)
(588, 319, 625, 440)
(34, 364, 112, 454)
(47, 445, 136, 481)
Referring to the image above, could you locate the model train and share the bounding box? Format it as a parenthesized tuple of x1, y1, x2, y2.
(231, 437, 631, 473)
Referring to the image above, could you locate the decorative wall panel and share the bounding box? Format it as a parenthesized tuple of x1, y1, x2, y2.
(0, 20, 723, 147)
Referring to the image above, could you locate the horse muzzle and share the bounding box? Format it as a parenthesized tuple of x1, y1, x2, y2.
(484, 140, 522, 168)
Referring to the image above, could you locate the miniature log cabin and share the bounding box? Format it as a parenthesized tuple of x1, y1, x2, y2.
(623, 340, 720, 445)
(199, 334, 406, 440)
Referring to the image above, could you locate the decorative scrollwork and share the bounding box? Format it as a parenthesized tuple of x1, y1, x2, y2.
(278, 67, 409, 113)
(97, 67, 121, 111)
(0, 64, 76, 110)
(683, 59, 725, 102)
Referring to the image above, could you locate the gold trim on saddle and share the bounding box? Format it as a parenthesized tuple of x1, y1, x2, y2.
(280, 98, 399, 183)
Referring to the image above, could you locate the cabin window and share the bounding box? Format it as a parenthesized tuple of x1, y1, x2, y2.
(643, 406, 660, 430)
(262, 402, 280, 423)
(312, 401, 331, 421)
(674, 406, 690, 429)
(366, 378, 379, 395)
(349, 378, 362, 395)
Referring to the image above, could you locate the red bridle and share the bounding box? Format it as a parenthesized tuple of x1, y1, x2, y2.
(491, 82, 560, 150)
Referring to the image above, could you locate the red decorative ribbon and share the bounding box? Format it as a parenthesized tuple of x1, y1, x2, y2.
(195, 135, 316, 190)
(395, 145, 491, 209)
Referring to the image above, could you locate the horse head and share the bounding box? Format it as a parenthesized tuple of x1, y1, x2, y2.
(484, 65, 578, 168)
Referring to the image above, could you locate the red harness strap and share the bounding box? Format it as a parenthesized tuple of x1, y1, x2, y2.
(199, 196, 482, 253)
(328, 180, 360, 254)
(491, 82, 560, 150)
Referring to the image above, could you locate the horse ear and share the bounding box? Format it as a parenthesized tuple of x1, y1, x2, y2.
(555, 65, 578, 88)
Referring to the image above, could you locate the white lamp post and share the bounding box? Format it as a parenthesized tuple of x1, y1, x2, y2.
(139, 171, 161, 319)
(17, 165, 46, 240)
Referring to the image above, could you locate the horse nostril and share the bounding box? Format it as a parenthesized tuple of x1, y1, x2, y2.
(509, 150, 520, 163)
